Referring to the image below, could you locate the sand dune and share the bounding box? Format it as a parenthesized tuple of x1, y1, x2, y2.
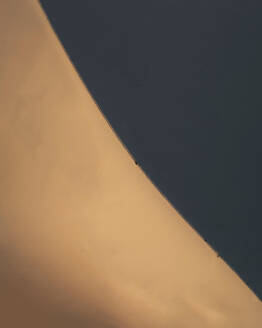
(0, 0, 261, 327)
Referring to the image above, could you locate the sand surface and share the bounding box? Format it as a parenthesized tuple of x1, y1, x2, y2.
(0, 0, 261, 327)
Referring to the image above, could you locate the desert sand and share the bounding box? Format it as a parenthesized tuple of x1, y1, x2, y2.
(0, 0, 261, 327)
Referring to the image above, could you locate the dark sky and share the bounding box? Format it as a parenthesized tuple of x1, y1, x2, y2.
(39, 0, 261, 300)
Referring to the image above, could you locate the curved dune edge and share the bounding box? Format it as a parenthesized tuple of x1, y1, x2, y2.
(0, 0, 261, 327)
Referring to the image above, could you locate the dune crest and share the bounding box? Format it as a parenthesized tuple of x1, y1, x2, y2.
(0, 0, 261, 327)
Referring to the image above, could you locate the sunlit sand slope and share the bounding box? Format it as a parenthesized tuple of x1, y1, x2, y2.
(0, 0, 261, 327)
